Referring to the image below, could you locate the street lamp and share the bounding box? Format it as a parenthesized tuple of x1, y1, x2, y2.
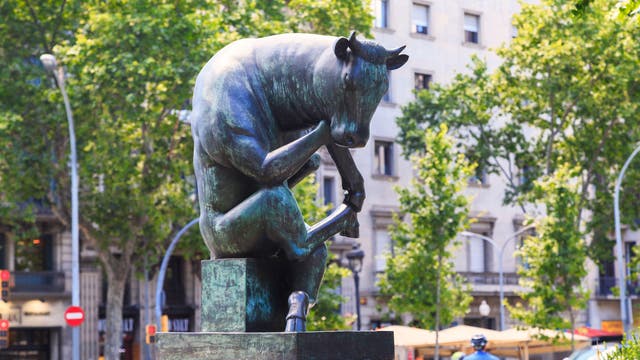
(614, 144, 640, 339)
(479, 300, 491, 329)
(460, 225, 535, 331)
(155, 218, 199, 330)
(346, 244, 364, 331)
(40, 53, 80, 360)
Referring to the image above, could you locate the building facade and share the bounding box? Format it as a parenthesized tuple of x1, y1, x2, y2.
(0, 213, 72, 359)
(327, 0, 634, 338)
(313, 0, 638, 338)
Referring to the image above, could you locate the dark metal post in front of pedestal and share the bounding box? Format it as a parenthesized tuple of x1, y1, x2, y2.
(346, 245, 364, 331)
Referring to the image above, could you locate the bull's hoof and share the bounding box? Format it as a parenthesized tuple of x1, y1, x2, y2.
(284, 291, 309, 332)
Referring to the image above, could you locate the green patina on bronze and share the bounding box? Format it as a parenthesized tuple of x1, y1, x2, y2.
(192, 32, 408, 328)
(201, 259, 288, 332)
(156, 331, 394, 360)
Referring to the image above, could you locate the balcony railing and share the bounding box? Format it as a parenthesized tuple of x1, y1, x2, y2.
(459, 272, 520, 285)
(12, 271, 66, 293)
(596, 276, 640, 297)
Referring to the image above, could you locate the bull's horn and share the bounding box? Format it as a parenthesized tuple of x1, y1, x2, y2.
(348, 31, 362, 54)
(386, 45, 406, 58)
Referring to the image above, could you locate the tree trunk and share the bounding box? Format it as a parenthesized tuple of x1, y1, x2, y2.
(104, 265, 128, 360)
(569, 308, 575, 353)
(435, 252, 442, 360)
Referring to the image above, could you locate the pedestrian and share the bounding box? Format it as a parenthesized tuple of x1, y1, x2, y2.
(463, 334, 499, 360)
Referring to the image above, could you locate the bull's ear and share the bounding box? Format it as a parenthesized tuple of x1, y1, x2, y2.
(386, 54, 409, 70)
(334, 37, 350, 61)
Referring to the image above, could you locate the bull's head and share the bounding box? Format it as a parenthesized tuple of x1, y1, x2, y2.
(325, 32, 408, 148)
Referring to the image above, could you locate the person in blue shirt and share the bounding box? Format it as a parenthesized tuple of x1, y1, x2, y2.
(463, 334, 499, 360)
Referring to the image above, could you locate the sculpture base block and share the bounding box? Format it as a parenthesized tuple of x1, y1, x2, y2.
(156, 331, 394, 360)
(201, 258, 289, 332)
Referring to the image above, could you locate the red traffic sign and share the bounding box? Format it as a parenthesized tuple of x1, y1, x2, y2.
(0, 320, 9, 331)
(64, 306, 85, 327)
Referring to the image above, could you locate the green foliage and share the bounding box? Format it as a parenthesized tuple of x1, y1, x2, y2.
(379, 125, 473, 330)
(509, 166, 588, 343)
(306, 260, 355, 331)
(293, 175, 353, 331)
(398, 0, 640, 269)
(1, 0, 373, 356)
(605, 336, 640, 359)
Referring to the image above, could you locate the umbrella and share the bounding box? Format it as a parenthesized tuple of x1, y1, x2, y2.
(437, 325, 505, 347)
(572, 326, 622, 339)
(493, 327, 591, 359)
(377, 325, 436, 348)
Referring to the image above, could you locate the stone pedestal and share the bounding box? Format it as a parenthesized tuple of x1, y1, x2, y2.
(157, 258, 395, 359)
(156, 331, 394, 360)
(201, 259, 288, 332)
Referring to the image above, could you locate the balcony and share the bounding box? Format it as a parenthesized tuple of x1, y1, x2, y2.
(460, 272, 520, 286)
(596, 276, 640, 297)
(12, 271, 66, 293)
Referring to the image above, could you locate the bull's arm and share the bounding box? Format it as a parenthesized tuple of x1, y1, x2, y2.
(224, 121, 331, 186)
(326, 143, 364, 238)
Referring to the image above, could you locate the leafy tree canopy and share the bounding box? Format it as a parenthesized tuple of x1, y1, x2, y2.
(379, 125, 473, 334)
(0, 0, 373, 358)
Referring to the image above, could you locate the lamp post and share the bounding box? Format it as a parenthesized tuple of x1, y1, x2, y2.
(40, 53, 80, 360)
(346, 244, 364, 331)
(155, 218, 199, 330)
(460, 225, 535, 331)
(479, 300, 491, 329)
(614, 144, 640, 339)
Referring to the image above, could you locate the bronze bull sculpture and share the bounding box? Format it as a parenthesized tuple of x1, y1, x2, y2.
(191, 32, 408, 331)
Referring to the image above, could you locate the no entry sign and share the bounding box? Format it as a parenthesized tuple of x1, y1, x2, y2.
(64, 306, 85, 327)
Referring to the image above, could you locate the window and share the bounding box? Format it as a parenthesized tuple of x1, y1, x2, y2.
(374, 230, 393, 272)
(515, 226, 536, 269)
(467, 148, 488, 185)
(598, 247, 616, 296)
(412, 3, 429, 34)
(517, 165, 532, 186)
(374, 140, 394, 176)
(468, 236, 487, 272)
(164, 256, 186, 306)
(464, 13, 480, 44)
(374, 0, 389, 28)
(626, 242, 637, 277)
(414, 73, 432, 91)
(469, 164, 488, 185)
(323, 176, 336, 210)
(15, 234, 53, 272)
(465, 217, 495, 273)
(0, 234, 5, 269)
(382, 74, 391, 102)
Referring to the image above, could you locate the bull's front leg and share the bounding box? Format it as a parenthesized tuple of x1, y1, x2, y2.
(326, 143, 365, 238)
(223, 121, 331, 186)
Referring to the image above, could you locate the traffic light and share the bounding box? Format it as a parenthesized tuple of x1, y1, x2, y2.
(161, 315, 169, 332)
(1, 271, 10, 302)
(145, 324, 156, 344)
(0, 319, 10, 349)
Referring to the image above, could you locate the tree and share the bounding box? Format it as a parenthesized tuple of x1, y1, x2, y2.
(509, 166, 588, 351)
(397, 0, 640, 304)
(378, 125, 473, 360)
(0, 1, 373, 358)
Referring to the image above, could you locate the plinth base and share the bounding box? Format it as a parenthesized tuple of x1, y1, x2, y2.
(156, 330, 394, 360)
